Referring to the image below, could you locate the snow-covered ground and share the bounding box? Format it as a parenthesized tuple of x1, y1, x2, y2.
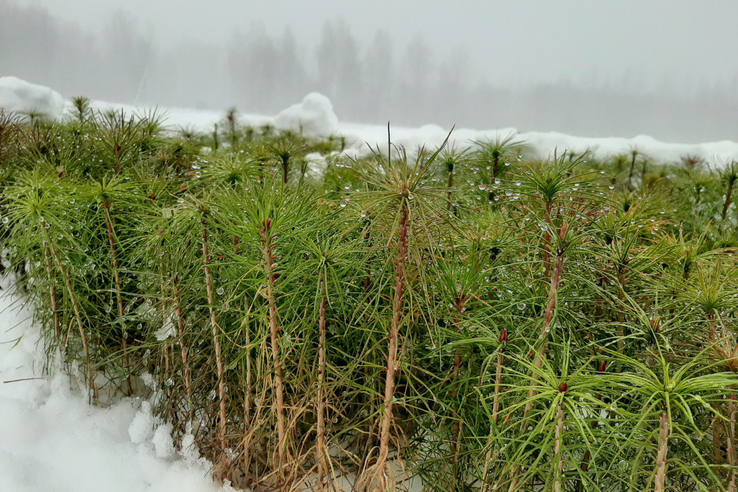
(0, 278, 231, 492)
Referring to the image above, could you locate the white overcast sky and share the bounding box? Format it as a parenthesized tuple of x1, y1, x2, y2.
(15, 0, 738, 94)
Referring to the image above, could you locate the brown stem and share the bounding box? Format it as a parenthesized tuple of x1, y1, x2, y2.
(47, 236, 97, 402)
(482, 333, 506, 492)
(260, 218, 288, 477)
(727, 393, 736, 492)
(316, 278, 329, 491)
(524, 252, 564, 416)
(617, 266, 627, 353)
(44, 247, 61, 341)
(722, 183, 734, 222)
(447, 170, 457, 216)
(654, 411, 670, 492)
(508, 250, 565, 491)
(706, 313, 723, 465)
(374, 200, 409, 489)
(708, 312, 717, 343)
(164, 342, 174, 421)
(553, 400, 566, 492)
(282, 157, 289, 184)
(102, 200, 130, 395)
(173, 279, 192, 420)
(576, 362, 608, 492)
(202, 224, 227, 468)
(242, 318, 252, 484)
(450, 294, 468, 471)
(363, 226, 372, 291)
(542, 201, 553, 278)
(114, 143, 122, 173)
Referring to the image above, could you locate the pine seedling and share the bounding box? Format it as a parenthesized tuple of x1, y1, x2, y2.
(430, 237, 492, 489)
(494, 341, 613, 492)
(5, 170, 97, 401)
(605, 347, 738, 492)
(350, 128, 451, 491)
(95, 108, 148, 174)
(214, 179, 320, 488)
(265, 136, 309, 185)
(681, 262, 736, 343)
(720, 161, 738, 223)
(471, 133, 525, 202)
(290, 220, 362, 491)
(80, 174, 139, 394)
(436, 144, 470, 217)
(225, 107, 239, 148)
(627, 147, 640, 190)
(0, 110, 21, 170)
(70, 96, 92, 123)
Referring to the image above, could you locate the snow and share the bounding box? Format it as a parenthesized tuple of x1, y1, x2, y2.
(74, 92, 738, 166)
(1, 76, 737, 164)
(0, 76, 65, 120)
(0, 277, 231, 492)
(160, 104, 738, 166)
(274, 92, 338, 137)
(337, 123, 738, 166)
(128, 401, 157, 444)
(0, 276, 413, 492)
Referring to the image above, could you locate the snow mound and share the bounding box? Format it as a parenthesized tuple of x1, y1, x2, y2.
(0, 76, 65, 120)
(128, 401, 156, 444)
(275, 92, 338, 137)
(338, 123, 738, 165)
(57, 95, 738, 166)
(0, 280, 230, 492)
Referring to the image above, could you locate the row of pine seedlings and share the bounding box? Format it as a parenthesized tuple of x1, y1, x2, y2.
(1, 99, 738, 492)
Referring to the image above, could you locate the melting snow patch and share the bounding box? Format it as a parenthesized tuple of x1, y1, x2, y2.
(0, 76, 65, 120)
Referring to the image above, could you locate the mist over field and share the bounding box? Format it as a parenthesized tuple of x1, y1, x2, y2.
(1, 0, 737, 142)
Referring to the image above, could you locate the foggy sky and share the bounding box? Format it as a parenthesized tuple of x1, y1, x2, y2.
(14, 0, 738, 93)
(2, 0, 738, 142)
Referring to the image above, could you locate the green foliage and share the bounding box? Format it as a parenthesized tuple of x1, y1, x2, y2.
(1, 106, 737, 492)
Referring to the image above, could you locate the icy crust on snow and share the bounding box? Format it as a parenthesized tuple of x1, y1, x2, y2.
(0, 277, 231, 492)
(0, 76, 65, 120)
(274, 92, 338, 137)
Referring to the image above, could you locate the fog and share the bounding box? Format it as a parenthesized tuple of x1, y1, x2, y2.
(1, 0, 737, 142)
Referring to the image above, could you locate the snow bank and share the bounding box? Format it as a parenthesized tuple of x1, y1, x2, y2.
(24, 77, 737, 165)
(153, 101, 738, 165)
(338, 123, 738, 165)
(0, 76, 65, 120)
(274, 92, 338, 137)
(0, 277, 230, 492)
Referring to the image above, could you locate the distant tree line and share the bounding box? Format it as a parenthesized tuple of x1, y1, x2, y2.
(1, 0, 736, 142)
